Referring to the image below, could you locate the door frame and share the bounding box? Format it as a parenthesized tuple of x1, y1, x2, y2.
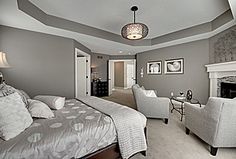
(108, 59, 136, 95)
(75, 48, 91, 98)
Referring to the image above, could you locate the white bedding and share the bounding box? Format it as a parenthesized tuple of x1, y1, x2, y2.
(79, 96, 147, 159)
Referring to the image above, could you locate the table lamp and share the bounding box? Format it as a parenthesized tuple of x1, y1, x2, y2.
(0, 52, 10, 83)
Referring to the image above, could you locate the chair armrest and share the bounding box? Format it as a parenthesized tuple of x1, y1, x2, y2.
(185, 102, 205, 122)
(185, 102, 221, 146)
(137, 96, 170, 118)
(185, 102, 205, 133)
(185, 103, 218, 130)
(140, 96, 170, 110)
(145, 96, 169, 103)
(185, 102, 204, 114)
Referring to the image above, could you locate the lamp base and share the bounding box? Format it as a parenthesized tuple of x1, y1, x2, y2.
(0, 72, 3, 84)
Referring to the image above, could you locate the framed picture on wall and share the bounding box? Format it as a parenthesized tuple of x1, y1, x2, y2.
(164, 58, 184, 74)
(147, 61, 162, 75)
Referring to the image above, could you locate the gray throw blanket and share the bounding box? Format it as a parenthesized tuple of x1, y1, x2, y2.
(78, 96, 147, 159)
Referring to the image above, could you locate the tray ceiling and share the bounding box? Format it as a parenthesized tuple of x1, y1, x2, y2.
(30, 0, 229, 38)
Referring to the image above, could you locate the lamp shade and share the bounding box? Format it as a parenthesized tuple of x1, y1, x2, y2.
(121, 23, 148, 40)
(0, 52, 10, 68)
(121, 6, 149, 40)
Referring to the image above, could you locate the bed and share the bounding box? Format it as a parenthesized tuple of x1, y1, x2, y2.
(0, 97, 147, 159)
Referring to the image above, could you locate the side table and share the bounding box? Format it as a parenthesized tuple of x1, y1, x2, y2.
(170, 96, 201, 121)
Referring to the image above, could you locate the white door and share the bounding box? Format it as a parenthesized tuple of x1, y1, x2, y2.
(108, 60, 114, 96)
(133, 60, 136, 85)
(127, 63, 133, 88)
(77, 57, 87, 97)
(126, 60, 136, 88)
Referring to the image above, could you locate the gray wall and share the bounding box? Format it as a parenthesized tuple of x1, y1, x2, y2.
(91, 52, 109, 81)
(137, 40, 209, 104)
(114, 62, 124, 87)
(209, 25, 236, 63)
(0, 25, 87, 98)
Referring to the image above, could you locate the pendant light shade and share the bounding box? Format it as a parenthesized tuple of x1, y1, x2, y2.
(121, 6, 148, 40)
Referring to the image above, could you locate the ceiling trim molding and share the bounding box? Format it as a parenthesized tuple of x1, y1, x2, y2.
(18, 0, 234, 48)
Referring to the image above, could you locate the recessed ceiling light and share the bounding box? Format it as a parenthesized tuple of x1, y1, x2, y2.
(119, 50, 123, 53)
(128, 53, 131, 55)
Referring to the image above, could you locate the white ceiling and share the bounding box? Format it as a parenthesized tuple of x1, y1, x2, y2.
(0, 0, 234, 55)
(29, 0, 229, 38)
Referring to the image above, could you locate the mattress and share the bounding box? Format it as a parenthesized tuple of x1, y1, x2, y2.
(0, 99, 117, 159)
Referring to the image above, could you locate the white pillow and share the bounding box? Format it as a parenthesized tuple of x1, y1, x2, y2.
(28, 99, 54, 119)
(142, 89, 157, 97)
(0, 92, 33, 140)
(33, 95, 65, 110)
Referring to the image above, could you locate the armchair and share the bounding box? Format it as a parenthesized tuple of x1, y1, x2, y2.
(132, 84, 170, 124)
(185, 97, 236, 156)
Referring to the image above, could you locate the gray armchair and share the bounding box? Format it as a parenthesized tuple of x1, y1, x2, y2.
(185, 97, 236, 156)
(132, 84, 170, 124)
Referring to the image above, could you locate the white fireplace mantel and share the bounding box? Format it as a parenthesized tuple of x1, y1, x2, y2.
(205, 61, 236, 97)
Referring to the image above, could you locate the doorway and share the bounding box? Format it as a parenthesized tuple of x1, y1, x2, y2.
(75, 48, 91, 98)
(108, 59, 136, 95)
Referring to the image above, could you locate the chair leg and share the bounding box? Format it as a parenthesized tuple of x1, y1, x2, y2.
(141, 151, 147, 156)
(185, 127, 190, 135)
(164, 118, 168, 124)
(210, 146, 218, 156)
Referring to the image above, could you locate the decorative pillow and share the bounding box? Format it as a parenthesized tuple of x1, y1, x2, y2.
(28, 99, 54, 119)
(33, 95, 65, 110)
(140, 86, 158, 97)
(0, 92, 33, 140)
(141, 89, 157, 97)
(15, 89, 29, 107)
(0, 82, 16, 97)
(19, 90, 30, 99)
(0, 83, 30, 107)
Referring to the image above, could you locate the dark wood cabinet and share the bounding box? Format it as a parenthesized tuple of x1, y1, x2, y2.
(91, 81, 108, 97)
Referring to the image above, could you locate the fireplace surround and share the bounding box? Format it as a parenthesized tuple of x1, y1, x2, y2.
(205, 61, 236, 97)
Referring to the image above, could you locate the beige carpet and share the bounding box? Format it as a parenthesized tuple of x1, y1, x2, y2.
(102, 88, 137, 109)
(102, 89, 236, 159)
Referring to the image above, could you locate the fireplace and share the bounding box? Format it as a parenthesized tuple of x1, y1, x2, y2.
(206, 61, 236, 97)
(221, 82, 236, 98)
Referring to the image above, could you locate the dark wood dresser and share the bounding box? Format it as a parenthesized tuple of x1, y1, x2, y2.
(91, 81, 108, 97)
